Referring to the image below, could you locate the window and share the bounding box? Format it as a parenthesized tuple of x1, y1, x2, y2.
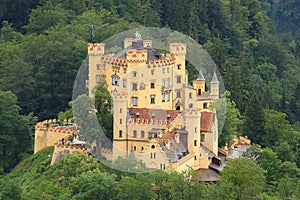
(201, 134, 205, 142)
(195, 127, 197, 133)
(150, 95, 155, 104)
(203, 102, 208, 109)
(167, 93, 170, 101)
(162, 79, 165, 87)
(198, 89, 201, 95)
(167, 68, 170, 73)
(141, 147, 144, 151)
(123, 79, 127, 88)
(119, 130, 123, 138)
(133, 130, 137, 138)
(194, 156, 197, 160)
(96, 75, 100, 83)
(176, 90, 181, 98)
(132, 97, 137, 106)
(189, 92, 192, 99)
(97, 64, 101, 70)
(176, 76, 181, 83)
(162, 68, 165, 74)
(119, 119, 122, 124)
(162, 93, 165, 102)
(151, 81, 155, 89)
(134, 146, 136, 151)
(194, 140, 197, 146)
(166, 79, 170, 87)
(140, 82, 145, 90)
(112, 75, 120, 86)
(133, 71, 137, 77)
(189, 103, 193, 108)
(132, 83, 137, 91)
(141, 131, 145, 138)
(151, 153, 156, 159)
(151, 69, 155, 75)
(103, 64, 106, 70)
(120, 108, 122, 113)
(177, 64, 181, 70)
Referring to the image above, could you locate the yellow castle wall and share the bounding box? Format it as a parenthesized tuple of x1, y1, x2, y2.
(34, 120, 77, 154)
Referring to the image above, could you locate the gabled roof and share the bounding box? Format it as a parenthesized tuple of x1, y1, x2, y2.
(200, 112, 213, 132)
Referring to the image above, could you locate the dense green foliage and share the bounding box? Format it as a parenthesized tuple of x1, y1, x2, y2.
(0, 0, 300, 198)
(1, 147, 299, 199)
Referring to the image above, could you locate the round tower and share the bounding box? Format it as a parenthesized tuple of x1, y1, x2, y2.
(210, 71, 219, 100)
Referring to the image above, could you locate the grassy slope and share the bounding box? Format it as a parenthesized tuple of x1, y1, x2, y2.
(0, 147, 54, 193)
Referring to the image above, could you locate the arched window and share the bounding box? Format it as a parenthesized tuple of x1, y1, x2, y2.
(112, 75, 120, 86)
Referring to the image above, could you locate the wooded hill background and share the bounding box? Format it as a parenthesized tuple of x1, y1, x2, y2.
(0, 0, 300, 199)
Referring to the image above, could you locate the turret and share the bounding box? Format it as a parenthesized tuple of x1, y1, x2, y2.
(193, 69, 206, 96)
(210, 71, 219, 100)
(112, 92, 129, 158)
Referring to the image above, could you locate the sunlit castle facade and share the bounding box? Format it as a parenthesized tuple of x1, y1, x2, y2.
(88, 33, 222, 172)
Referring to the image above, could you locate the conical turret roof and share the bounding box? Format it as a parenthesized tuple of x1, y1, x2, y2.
(196, 69, 205, 81)
(210, 71, 219, 84)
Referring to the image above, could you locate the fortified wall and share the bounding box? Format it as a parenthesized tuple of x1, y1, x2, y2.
(34, 119, 77, 154)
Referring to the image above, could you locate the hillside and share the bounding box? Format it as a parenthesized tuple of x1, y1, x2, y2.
(0, 0, 300, 199)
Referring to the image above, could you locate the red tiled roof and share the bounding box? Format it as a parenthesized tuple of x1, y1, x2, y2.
(156, 130, 176, 145)
(200, 112, 213, 132)
(129, 108, 181, 122)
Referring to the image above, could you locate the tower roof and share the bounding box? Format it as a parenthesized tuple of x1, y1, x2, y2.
(196, 69, 205, 81)
(210, 71, 219, 84)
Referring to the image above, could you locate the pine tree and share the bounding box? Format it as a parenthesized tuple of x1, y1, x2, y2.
(243, 93, 265, 144)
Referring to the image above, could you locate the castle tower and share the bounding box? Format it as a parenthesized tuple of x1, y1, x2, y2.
(112, 92, 129, 159)
(193, 69, 206, 96)
(184, 108, 201, 168)
(87, 43, 105, 97)
(210, 71, 219, 100)
(170, 43, 186, 76)
(184, 109, 201, 153)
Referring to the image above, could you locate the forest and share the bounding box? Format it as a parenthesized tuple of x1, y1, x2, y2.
(0, 0, 300, 199)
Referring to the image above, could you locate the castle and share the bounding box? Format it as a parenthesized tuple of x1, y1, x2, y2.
(87, 33, 222, 172)
(33, 33, 251, 179)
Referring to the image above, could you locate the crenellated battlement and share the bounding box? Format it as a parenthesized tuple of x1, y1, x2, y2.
(126, 49, 148, 64)
(113, 92, 128, 100)
(184, 108, 201, 116)
(87, 43, 105, 55)
(50, 144, 89, 165)
(128, 118, 171, 126)
(34, 119, 78, 154)
(170, 43, 186, 56)
(124, 38, 152, 49)
(147, 58, 175, 68)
